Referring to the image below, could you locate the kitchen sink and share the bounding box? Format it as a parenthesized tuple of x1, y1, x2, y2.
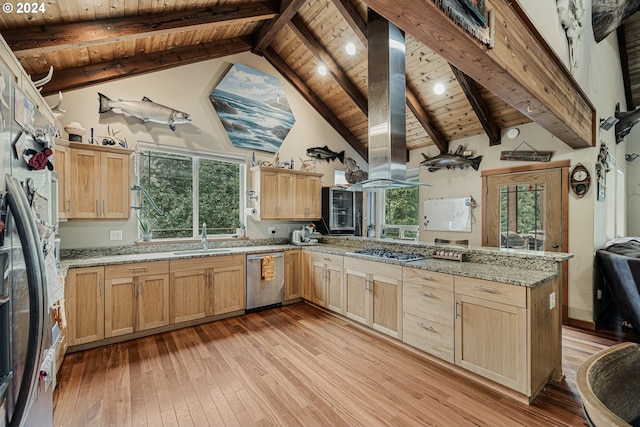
(174, 248, 233, 255)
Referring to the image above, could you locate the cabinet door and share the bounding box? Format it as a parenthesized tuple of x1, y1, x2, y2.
(70, 148, 101, 218)
(170, 268, 208, 323)
(371, 272, 402, 338)
(307, 175, 322, 219)
(104, 276, 136, 337)
(293, 175, 308, 220)
(260, 170, 279, 219)
(67, 267, 104, 345)
(284, 250, 301, 301)
(344, 267, 367, 325)
(455, 294, 527, 393)
(55, 144, 70, 220)
(326, 262, 344, 313)
(138, 274, 170, 331)
(310, 259, 327, 307)
(101, 152, 130, 219)
(277, 172, 294, 218)
(211, 264, 246, 315)
(301, 251, 312, 300)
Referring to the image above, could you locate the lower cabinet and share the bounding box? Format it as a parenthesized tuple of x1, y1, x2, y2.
(284, 250, 302, 301)
(344, 258, 403, 339)
(402, 267, 455, 363)
(66, 266, 105, 346)
(104, 261, 170, 338)
(306, 252, 343, 312)
(169, 255, 245, 324)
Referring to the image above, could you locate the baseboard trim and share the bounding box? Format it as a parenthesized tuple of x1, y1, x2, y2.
(567, 318, 596, 331)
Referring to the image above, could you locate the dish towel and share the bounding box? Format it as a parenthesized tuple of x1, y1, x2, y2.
(261, 256, 275, 281)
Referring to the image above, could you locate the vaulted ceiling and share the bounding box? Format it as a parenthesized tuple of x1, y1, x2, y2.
(1, 0, 597, 161)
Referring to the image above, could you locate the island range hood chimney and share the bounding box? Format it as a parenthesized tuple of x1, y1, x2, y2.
(348, 9, 431, 191)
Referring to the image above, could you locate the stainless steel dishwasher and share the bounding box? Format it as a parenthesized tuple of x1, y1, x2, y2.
(246, 252, 284, 311)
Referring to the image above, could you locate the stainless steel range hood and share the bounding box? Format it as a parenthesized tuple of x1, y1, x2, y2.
(348, 9, 431, 192)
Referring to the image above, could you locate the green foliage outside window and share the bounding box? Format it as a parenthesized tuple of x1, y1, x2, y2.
(139, 149, 241, 239)
(385, 186, 419, 238)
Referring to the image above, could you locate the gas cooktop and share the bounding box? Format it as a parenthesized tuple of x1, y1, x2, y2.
(345, 248, 428, 262)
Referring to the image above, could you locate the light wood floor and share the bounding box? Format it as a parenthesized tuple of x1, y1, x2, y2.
(54, 303, 626, 427)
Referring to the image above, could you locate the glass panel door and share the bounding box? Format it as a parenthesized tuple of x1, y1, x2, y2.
(499, 183, 545, 250)
(330, 190, 354, 230)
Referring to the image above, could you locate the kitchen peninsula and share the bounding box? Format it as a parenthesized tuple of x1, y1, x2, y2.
(60, 237, 570, 403)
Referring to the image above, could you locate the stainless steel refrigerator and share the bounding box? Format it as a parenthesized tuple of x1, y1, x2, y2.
(0, 44, 56, 427)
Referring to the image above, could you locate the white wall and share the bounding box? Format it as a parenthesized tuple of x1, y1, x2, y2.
(49, 52, 365, 248)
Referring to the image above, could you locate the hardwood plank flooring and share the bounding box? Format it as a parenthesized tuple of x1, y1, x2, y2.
(54, 303, 638, 427)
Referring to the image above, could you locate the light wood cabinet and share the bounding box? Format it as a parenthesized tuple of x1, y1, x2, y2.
(68, 142, 131, 219)
(251, 166, 322, 221)
(454, 276, 559, 397)
(66, 267, 105, 346)
(104, 261, 170, 338)
(54, 141, 71, 220)
(293, 174, 322, 220)
(402, 268, 455, 363)
(169, 255, 246, 324)
(306, 252, 343, 312)
(284, 250, 302, 301)
(344, 258, 403, 339)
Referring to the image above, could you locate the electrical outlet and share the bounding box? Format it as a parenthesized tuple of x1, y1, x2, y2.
(549, 292, 556, 310)
(268, 226, 276, 235)
(110, 230, 123, 241)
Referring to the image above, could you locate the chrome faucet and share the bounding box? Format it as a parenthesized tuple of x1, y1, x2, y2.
(201, 223, 208, 249)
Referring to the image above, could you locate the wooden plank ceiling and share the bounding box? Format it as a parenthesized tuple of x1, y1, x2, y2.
(3, 0, 584, 159)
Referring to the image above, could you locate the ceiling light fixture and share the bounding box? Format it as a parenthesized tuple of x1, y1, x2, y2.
(600, 116, 620, 131)
(433, 83, 445, 95)
(317, 65, 328, 76)
(506, 128, 520, 139)
(345, 42, 356, 56)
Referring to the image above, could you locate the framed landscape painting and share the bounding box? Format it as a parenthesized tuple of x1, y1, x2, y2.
(210, 63, 295, 153)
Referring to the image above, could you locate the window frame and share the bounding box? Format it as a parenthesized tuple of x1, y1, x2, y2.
(136, 142, 246, 239)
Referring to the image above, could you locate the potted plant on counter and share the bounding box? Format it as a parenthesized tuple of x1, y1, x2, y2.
(138, 213, 152, 241)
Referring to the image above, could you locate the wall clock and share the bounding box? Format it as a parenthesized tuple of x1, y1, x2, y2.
(570, 163, 590, 198)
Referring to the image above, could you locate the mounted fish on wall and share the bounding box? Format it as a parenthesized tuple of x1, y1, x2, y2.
(420, 145, 482, 172)
(98, 93, 191, 131)
(209, 63, 295, 153)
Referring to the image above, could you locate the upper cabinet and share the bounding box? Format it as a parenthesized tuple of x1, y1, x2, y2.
(251, 166, 322, 221)
(57, 141, 131, 220)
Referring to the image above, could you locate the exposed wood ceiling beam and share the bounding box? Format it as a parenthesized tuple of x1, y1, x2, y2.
(617, 25, 635, 111)
(37, 36, 254, 97)
(406, 86, 448, 153)
(331, 0, 368, 46)
(362, 0, 595, 149)
(254, 0, 307, 54)
(332, 0, 448, 150)
(450, 64, 501, 146)
(262, 47, 368, 161)
(289, 15, 368, 115)
(5, 3, 276, 57)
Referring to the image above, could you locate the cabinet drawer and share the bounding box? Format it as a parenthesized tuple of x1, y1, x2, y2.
(403, 267, 453, 292)
(314, 252, 343, 265)
(455, 276, 526, 308)
(170, 254, 245, 271)
(403, 311, 454, 363)
(105, 260, 169, 279)
(403, 282, 454, 327)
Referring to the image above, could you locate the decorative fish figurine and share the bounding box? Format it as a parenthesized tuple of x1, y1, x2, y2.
(419, 149, 482, 172)
(306, 145, 345, 163)
(98, 93, 191, 131)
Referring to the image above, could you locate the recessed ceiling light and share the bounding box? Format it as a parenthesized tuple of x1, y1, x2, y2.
(507, 128, 520, 139)
(318, 65, 328, 76)
(433, 83, 445, 95)
(345, 42, 356, 56)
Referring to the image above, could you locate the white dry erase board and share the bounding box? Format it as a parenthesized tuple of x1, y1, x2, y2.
(423, 197, 472, 232)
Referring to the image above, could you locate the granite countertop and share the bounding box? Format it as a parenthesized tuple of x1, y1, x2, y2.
(61, 243, 558, 288)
